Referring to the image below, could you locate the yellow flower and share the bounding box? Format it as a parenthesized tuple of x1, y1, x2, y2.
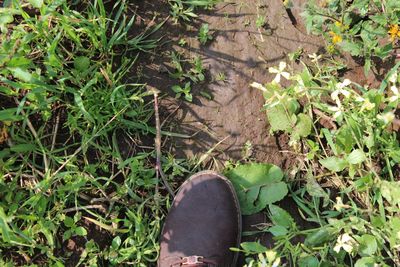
(329, 31, 342, 44)
(388, 24, 400, 42)
(334, 21, 349, 31)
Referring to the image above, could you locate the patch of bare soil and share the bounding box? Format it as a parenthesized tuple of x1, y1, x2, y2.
(129, 0, 388, 265)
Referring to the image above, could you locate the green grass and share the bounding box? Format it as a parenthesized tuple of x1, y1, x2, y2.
(0, 0, 177, 265)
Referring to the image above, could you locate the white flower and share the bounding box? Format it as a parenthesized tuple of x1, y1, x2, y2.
(333, 233, 356, 254)
(269, 62, 290, 84)
(389, 72, 398, 84)
(377, 112, 395, 124)
(333, 197, 351, 212)
(389, 85, 400, 103)
(308, 53, 322, 63)
(250, 82, 267, 92)
(336, 79, 352, 90)
(331, 79, 351, 103)
(329, 103, 343, 119)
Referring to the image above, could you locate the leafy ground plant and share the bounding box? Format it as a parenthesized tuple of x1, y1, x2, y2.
(303, 0, 400, 74)
(0, 0, 178, 265)
(249, 57, 400, 266)
(169, 0, 219, 23)
(198, 23, 213, 45)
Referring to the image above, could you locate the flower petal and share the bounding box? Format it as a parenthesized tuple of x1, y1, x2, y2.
(281, 71, 291, 80)
(278, 61, 287, 71)
(269, 67, 279, 74)
(272, 74, 281, 84)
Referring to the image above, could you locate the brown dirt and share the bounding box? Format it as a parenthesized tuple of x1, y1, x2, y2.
(131, 0, 387, 264)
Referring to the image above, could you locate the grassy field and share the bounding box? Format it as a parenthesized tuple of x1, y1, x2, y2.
(1, 0, 400, 266)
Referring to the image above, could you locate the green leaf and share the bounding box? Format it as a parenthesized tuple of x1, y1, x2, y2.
(74, 56, 90, 72)
(340, 41, 362, 56)
(354, 257, 376, 267)
(319, 156, 347, 172)
(294, 114, 312, 138)
(380, 181, 400, 206)
(64, 216, 75, 228)
(10, 143, 36, 153)
(9, 67, 33, 82)
(267, 101, 297, 132)
(268, 225, 288, 236)
(0, 13, 13, 27)
(298, 256, 319, 267)
(240, 242, 268, 254)
(347, 149, 366, 165)
(269, 204, 294, 229)
(112, 236, 121, 249)
(74, 92, 94, 123)
(305, 228, 333, 246)
(226, 163, 287, 215)
(28, 0, 43, 8)
(357, 234, 377, 256)
(75, 226, 87, 236)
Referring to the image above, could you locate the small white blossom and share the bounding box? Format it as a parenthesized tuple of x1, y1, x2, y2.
(269, 62, 290, 84)
(377, 112, 395, 124)
(328, 104, 343, 119)
(389, 85, 400, 103)
(308, 53, 322, 63)
(389, 72, 398, 84)
(333, 233, 356, 254)
(336, 79, 352, 90)
(333, 197, 351, 212)
(331, 79, 351, 103)
(250, 82, 267, 92)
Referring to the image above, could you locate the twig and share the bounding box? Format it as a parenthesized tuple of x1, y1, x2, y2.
(148, 85, 175, 197)
(62, 205, 107, 214)
(51, 111, 60, 152)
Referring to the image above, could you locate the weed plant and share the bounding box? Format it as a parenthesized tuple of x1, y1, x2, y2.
(303, 0, 400, 74)
(248, 57, 400, 266)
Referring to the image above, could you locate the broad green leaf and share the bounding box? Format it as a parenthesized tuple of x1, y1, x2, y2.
(357, 234, 377, 256)
(269, 204, 294, 229)
(319, 156, 347, 172)
(298, 256, 319, 267)
(0, 13, 13, 27)
(64, 216, 75, 228)
(354, 257, 376, 267)
(240, 242, 268, 253)
(9, 67, 33, 82)
(294, 113, 312, 137)
(267, 100, 298, 132)
(340, 41, 362, 56)
(380, 181, 400, 206)
(7, 57, 32, 68)
(226, 163, 287, 215)
(74, 56, 90, 72)
(347, 149, 366, 165)
(305, 228, 333, 246)
(268, 225, 288, 236)
(75, 226, 87, 236)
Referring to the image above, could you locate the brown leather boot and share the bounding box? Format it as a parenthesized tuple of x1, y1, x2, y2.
(158, 171, 242, 267)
